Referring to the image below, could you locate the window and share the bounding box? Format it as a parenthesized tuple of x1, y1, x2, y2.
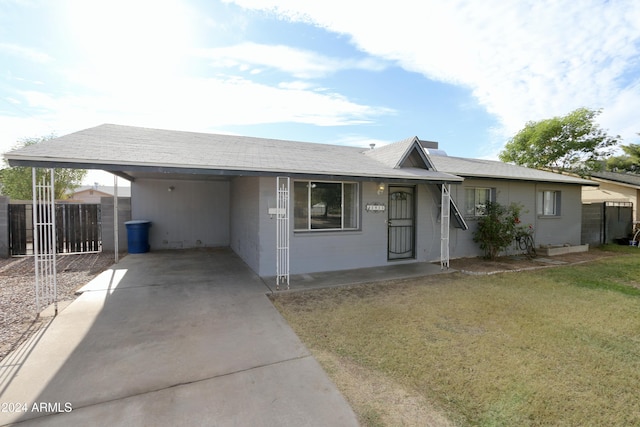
(465, 187, 494, 216)
(294, 181, 359, 231)
(537, 190, 561, 216)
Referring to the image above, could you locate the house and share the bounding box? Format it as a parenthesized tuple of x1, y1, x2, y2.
(582, 171, 640, 222)
(4, 124, 596, 278)
(69, 184, 131, 203)
(428, 154, 597, 257)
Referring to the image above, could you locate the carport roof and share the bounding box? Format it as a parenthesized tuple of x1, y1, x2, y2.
(4, 124, 463, 183)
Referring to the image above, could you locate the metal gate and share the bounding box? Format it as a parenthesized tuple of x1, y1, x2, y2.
(8, 203, 101, 256)
(8, 204, 29, 255)
(388, 186, 415, 260)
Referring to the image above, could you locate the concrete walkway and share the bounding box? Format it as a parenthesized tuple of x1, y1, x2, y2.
(268, 260, 450, 292)
(0, 249, 359, 426)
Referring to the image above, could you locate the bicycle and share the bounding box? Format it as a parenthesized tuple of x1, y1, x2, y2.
(515, 229, 536, 258)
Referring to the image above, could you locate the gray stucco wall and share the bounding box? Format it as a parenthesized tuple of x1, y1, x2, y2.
(148, 174, 585, 276)
(252, 177, 586, 275)
(0, 196, 9, 258)
(131, 179, 230, 250)
(257, 177, 277, 275)
(445, 180, 584, 260)
(290, 181, 389, 275)
(256, 179, 423, 276)
(415, 184, 442, 262)
(534, 183, 583, 247)
(230, 177, 261, 273)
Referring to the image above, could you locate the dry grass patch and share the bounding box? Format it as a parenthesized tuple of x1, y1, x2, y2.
(271, 252, 640, 426)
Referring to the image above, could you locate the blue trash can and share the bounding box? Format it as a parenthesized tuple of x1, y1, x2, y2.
(125, 220, 151, 253)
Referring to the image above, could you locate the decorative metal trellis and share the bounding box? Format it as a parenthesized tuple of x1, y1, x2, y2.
(32, 168, 57, 316)
(441, 183, 451, 269)
(276, 177, 290, 290)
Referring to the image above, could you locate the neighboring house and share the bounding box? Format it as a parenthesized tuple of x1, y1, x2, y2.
(4, 124, 596, 277)
(68, 185, 131, 203)
(582, 171, 640, 221)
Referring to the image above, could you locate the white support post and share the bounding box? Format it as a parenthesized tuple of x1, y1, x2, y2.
(114, 174, 119, 264)
(32, 168, 39, 314)
(32, 168, 57, 316)
(441, 183, 451, 269)
(276, 177, 290, 290)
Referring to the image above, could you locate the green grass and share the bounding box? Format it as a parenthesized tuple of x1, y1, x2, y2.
(271, 249, 640, 426)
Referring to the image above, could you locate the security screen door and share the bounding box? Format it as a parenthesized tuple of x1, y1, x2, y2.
(388, 186, 415, 260)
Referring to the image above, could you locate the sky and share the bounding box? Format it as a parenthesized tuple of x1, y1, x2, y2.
(1, 0, 639, 185)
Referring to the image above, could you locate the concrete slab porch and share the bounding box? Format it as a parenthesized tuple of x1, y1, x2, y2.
(265, 260, 452, 292)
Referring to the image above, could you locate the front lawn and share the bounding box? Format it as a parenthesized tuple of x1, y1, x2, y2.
(271, 248, 640, 426)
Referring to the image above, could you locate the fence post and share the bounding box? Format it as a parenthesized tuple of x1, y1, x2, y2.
(0, 196, 9, 258)
(100, 196, 131, 253)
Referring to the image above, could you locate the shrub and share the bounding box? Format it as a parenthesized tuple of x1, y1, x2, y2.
(473, 202, 522, 259)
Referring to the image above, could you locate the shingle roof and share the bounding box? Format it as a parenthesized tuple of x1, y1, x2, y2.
(364, 136, 416, 168)
(4, 124, 462, 183)
(428, 153, 596, 186)
(589, 171, 640, 188)
(3, 124, 596, 186)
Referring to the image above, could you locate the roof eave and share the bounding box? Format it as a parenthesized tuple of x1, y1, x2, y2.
(6, 156, 464, 184)
(448, 173, 598, 187)
(588, 176, 640, 189)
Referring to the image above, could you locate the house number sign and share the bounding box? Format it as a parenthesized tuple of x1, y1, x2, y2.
(366, 203, 386, 213)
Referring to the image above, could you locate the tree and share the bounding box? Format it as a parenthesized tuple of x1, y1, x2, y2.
(606, 140, 640, 173)
(0, 136, 87, 200)
(499, 108, 620, 175)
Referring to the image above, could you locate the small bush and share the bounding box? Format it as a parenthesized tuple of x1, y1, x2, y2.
(473, 202, 522, 259)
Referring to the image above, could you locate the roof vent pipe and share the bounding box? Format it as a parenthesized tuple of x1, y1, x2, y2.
(369, 143, 376, 150)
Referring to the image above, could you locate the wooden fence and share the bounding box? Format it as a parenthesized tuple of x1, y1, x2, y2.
(8, 203, 101, 256)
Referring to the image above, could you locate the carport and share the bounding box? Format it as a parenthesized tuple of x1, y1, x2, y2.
(5, 125, 298, 310)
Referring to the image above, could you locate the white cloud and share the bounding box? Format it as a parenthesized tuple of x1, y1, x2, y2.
(278, 81, 315, 90)
(3, 75, 393, 150)
(0, 42, 51, 63)
(194, 42, 386, 79)
(226, 0, 640, 142)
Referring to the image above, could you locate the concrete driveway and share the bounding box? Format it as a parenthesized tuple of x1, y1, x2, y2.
(0, 249, 358, 426)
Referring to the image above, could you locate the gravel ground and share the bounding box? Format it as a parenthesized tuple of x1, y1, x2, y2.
(0, 253, 116, 361)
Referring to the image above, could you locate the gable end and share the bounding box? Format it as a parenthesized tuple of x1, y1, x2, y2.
(397, 139, 436, 170)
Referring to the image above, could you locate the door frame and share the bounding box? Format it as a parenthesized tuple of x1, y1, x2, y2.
(387, 185, 416, 260)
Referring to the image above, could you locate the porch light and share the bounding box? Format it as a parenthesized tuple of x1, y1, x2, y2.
(377, 182, 385, 195)
(168, 186, 175, 192)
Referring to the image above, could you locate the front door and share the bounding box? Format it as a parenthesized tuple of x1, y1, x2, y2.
(388, 186, 415, 260)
